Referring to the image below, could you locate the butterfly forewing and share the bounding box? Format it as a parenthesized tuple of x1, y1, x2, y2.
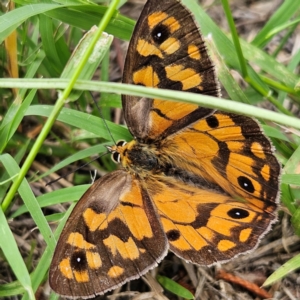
(50, 170, 167, 298)
(122, 0, 219, 141)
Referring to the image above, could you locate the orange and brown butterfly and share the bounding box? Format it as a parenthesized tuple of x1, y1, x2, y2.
(49, 0, 281, 298)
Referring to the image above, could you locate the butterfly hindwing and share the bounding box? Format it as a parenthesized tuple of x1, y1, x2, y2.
(145, 172, 277, 265)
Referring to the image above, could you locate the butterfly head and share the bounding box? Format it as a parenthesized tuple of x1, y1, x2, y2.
(107, 140, 128, 164)
(108, 140, 160, 176)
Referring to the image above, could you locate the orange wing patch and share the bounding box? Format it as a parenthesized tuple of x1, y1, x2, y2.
(136, 39, 164, 58)
(165, 65, 203, 90)
(133, 65, 160, 86)
(188, 44, 201, 60)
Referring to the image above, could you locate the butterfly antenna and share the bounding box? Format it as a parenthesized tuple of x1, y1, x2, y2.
(46, 152, 109, 186)
(91, 92, 117, 146)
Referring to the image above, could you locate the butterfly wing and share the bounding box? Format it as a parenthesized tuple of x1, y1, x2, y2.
(121, 0, 280, 266)
(147, 111, 280, 264)
(122, 0, 219, 142)
(49, 170, 167, 298)
(159, 111, 281, 206)
(145, 173, 277, 265)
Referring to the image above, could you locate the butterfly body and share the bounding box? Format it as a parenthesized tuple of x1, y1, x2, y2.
(110, 140, 161, 174)
(49, 0, 281, 298)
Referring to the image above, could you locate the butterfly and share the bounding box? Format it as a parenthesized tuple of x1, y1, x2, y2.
(49, 0, 281, 298)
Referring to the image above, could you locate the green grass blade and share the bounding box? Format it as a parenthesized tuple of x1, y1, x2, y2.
(39, 14, 64, 74)
(221, 0, 248, 78)
(10, 185, 89, 218)
(45, 5, 134, 40)
(157, 275, 194, 299)
(264, 254, 300, 286)
(0, 90, 37, 154)
(32, 144, 109, 181)
(282, 174, 300, 185)
(0, 154, 55, 249)
(0, 280, 25, 298)
(25, 105, 131, 141)
(0, 206, 34, 299)
(240, 39, 299, 90)
(252, 0, 300, 47)
(0, 3, 62, 43)
(60, 29, 113, 101)
(0, 78, 299, 129)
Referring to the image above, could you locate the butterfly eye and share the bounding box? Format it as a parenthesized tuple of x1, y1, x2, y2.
(152, 24, 170, 44)
(227, 208, 250, 220)
(116, 140, 127, 147)
(238, 176, 255, 193)
(112, 152, 121, 163)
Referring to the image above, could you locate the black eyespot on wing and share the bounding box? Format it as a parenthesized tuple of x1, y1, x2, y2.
(167, 229, 180, 241)
(206, 115, 219, 128)
(238, 176, 255, 193)
(227, 208, 250, 219)
(152, 24, 170, 44)
(71, 250, 87, 271)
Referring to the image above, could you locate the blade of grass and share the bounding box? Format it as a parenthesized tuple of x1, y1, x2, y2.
(32, 143, 109, 182)
(220, 0, 247, 79)
(39, 14, 64, 74)
(263, 254, 300, 287)
(239, 39, 299, 90)
(0, 3, 63, 43)
(10, 185, 89, 218)
(157, 275, 194, 299)
(251, 0, 300, 47)
(0, 153, 55, 248)
(2, 80, 297, 129)
(45, 5, 134, 40)
(281, 174, 300, 185)
(206, 36, 250, 104)
(0, 89, 37, 154)
(0, 79, 299, 128)
(25, 105, 131, 141)
(0, 189, 34, 299)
